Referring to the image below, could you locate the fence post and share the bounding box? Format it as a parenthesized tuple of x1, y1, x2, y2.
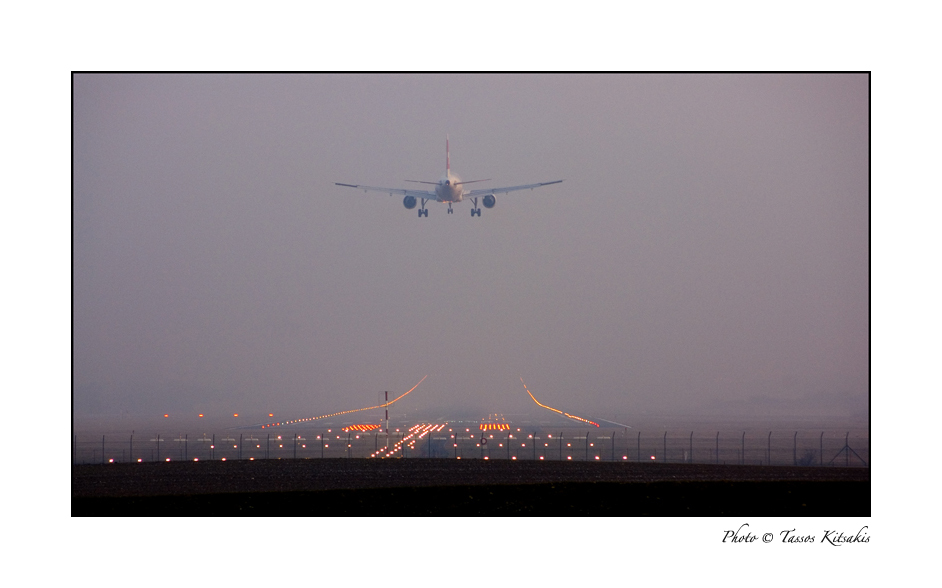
(848, 431, 850, 467)
(793, 432, 797, 466)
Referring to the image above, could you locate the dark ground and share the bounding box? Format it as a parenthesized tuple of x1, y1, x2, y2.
(72, 458, 869, 516)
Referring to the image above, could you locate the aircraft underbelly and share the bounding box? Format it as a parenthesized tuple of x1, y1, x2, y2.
(435, 185, 463, 202)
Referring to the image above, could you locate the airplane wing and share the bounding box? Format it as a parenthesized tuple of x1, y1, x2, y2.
(464, 180, 563, 198)
(335, 183, 439, 200)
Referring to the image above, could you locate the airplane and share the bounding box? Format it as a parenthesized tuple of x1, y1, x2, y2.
(335, 137, 563, 217)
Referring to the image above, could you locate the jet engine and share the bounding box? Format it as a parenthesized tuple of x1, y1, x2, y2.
(403, 195, 417, 209)
(482, 194, 496, 209)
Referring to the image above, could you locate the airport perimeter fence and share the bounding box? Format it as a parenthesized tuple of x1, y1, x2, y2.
(72, 429, 869, 467)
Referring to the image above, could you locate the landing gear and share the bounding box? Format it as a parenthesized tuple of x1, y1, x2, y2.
(470, 197, 481, 217)
(447, 203, 453, 214)
(418, 208, 428, 217)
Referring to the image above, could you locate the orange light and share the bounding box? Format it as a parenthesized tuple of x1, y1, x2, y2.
(269, 413, 274, 417)
(198, 414, 204, 418)
(233, 413, 239, 417)
(164, 414, 169, 418)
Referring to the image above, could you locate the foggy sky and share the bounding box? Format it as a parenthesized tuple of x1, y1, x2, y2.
(72, 74, 869, 424)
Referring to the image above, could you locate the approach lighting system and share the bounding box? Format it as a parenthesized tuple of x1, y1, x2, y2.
(480, 423, 511, 431)
(342, 424, 382, 432)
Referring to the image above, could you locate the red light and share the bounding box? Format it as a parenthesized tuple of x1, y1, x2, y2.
(163, 414, 169, 418)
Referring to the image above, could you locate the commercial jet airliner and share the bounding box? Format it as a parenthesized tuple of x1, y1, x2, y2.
(336, 138, 563, 217)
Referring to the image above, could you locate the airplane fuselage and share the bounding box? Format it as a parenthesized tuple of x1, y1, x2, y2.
(435, 172, 463, 203)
